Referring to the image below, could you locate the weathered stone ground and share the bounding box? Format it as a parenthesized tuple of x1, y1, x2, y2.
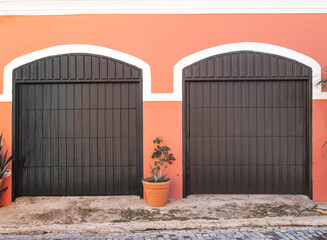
(0, 195, 326, 236)
(1, 227, 327, 240)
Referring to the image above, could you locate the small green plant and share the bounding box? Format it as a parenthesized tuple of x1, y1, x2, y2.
(0, 133, 14, 179)
(143, 137, 176, 183)
(315, 66, 327, 89)
(316, 66, 327, 158)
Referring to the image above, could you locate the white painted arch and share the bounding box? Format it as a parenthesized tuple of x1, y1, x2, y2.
(1, 43, 324, 102)
(0, 44, 159, 102)
(174, 42, 324, 100)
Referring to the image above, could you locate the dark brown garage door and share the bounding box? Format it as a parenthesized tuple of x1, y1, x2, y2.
(183, 51, 311, 196)
(13, 54, 143, 198)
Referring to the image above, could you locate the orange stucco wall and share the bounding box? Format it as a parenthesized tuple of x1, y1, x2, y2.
(1, 14, 327, 206)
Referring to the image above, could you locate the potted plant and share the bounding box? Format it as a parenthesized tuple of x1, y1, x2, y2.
(142, 137, 176, 207)
(0, 134, 14, 188)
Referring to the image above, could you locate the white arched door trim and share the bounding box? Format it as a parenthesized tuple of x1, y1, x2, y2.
(174, 42, 323, 100)
(0, 44, 155, 102)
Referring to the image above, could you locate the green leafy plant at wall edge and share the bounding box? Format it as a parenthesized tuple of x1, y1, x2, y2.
(315, 66, 327, 158)
(0, 133, 14, 179)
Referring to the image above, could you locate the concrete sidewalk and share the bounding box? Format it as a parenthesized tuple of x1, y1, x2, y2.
(0, 195, 326, 236)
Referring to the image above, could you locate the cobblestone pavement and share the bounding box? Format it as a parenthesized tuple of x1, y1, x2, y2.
(0, 227, 327, 240)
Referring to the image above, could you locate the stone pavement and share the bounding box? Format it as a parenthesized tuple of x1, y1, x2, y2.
(1, 227, 327, 240)
(1, 196, 327, 235)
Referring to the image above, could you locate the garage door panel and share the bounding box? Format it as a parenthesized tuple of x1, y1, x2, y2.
(296, 137, 305, 165)
(280, 109, 288, 136)
(256, 108, 265, 136)
(264, 108, 273, 136)
(58, 110, 66, 138)
(241, 109, 249, 136)
(272, 82, 280, 107)
(98, 138, 106, 166)
(122, 166, 130, 194)
(234, 138, 242, 164)
(235, 165, 242, 192)
(234, 108, 242, 136)
(288, 108, 296, 136)
(129, 138, 137, 166)
(210, 108, 218, 136)
(218, 82, 226, 107)
(289, 137, 296, 165)
(50, 140, 59, 167)
(98, 167, 106, 195)
(296, 81, 304, 107)
(272, 109, 280, 136)
(280, 82, 288, 107)
(272, 137, 280, 165)
(82, 110, 90, 137)
(204, 165, 212, 193)
(51, 167, 59, 195)
(226, 165, 234, 194)
(226, 109, 234, 136)
(288, 81, 297, 107)
(248, 108, 257, 136)
(241, 137, 249, 165)
(90, 167, 98, 195)
(264, 165, 273, 193)
(185, 52, 309, 195)
(121, 109, 129, 137)
(248, 82, 257, 107)
(218, 165, 226, 193)
(218, 108, 226, 136)
(105, 166, 114, 194)
(36, 138, 44, 167)
(296, 109, 305, 136)
(189, 165, 197, 194)
(210, 83, 219, 107)
(233, 82, 242, 107)
(248, 137, 257, 165)
(58, 139, 67, 167)
(203, 137, 211, 164)
(296, 165, 304, 193)
(114, 138, 122, 165)
(210, 137, 218, 162)
(122, 138, 129, 166)
(114, 166, 122, 194)
(217, 137, 226, 164)
(256, 137, 265, 165)
(264, 137, 273, 165)
(58, 84, 66, 109)
(264, 82, 273, 107)
(203, 108, 211, 136)
(15, 53, 142, 197)
(272, 166, 280, 194)
(28, 110, 36, 139)
(212, 164, 219, 193)
(226, 82, 234, 107)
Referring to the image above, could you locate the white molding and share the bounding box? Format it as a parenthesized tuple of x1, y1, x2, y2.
(174, 42, 323, 100)
(1, 44, 163, 102)
(1, 0, 327, 15)
(1, 43, 324, 102)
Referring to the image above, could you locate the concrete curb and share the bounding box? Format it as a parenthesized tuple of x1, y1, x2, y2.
(1, 216, 327, 235)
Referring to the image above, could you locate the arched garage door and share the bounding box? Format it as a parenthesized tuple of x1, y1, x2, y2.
(183, 51, 311, 196)
(13, 53, 143, 197)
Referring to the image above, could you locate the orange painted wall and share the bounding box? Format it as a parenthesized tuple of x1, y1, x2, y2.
(1, 14, 327, 205)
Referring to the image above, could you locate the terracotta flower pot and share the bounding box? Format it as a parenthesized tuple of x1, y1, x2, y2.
(142, 179, 171, 207)
(0, 179, 3, 189)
